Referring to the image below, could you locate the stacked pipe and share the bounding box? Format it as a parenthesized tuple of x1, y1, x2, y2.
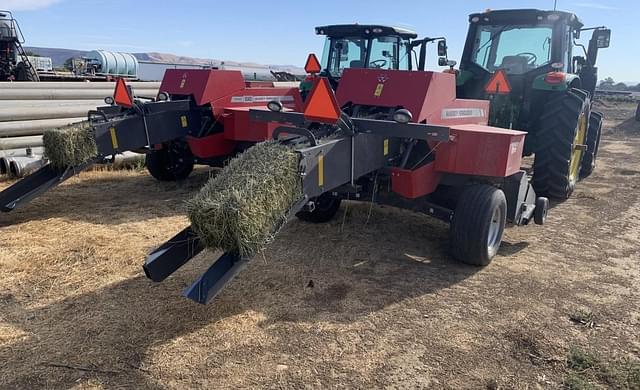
(0, 81, 159, 178)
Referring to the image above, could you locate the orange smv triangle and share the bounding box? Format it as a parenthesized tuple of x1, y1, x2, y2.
(114, 78, 133, 108)
(303, 77, 341, 124)
(484, 69, 512, 95)
(304, 53, 322, 74)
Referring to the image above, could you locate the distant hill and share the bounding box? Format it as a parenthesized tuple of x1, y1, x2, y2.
(25, 46, 303, 74)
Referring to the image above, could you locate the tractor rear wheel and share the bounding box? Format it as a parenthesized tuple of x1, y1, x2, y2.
(580, 111, 603, 178)
(532, 88, 590, 199)
(450, 184, 507, 266)
(145, 141, 194, 181)
(296, 192, 341, 223)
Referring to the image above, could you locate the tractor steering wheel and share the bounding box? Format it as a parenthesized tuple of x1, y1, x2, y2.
(515, 52, 538, 65)
(369, 59, 388, 69)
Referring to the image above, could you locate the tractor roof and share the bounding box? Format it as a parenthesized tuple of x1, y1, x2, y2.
(469, 9, 583, 29)
(315, 24, 418, 39)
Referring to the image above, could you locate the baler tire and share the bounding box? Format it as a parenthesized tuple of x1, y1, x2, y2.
(580, 111, 603, 178)
(450, 184, 507, 266)
(532, 88, 589, 199)
(145, 142, 194, 182)
(296, 193, 341, 223)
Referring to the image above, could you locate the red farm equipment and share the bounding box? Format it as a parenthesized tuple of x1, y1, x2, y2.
(146, 64, 549, 304)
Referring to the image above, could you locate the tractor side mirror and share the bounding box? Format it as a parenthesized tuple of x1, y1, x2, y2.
(437, 40, 448, 57)
(573, 29, 581, 40)
(438, 58, 457, 67)
(594, 28, 611, 48)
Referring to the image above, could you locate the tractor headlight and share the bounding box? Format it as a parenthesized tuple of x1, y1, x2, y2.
(157, 91, 170, 101)
(104, 96, 114, 105)
(393, 109, 412, 124)
(267, 100, 283, 112)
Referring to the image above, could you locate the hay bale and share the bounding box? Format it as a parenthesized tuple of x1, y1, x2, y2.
(43, 121, 97, 170)
(187, 141, 302, 257)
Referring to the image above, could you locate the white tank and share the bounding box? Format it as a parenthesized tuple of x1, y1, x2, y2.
(86, 50, 138, 77)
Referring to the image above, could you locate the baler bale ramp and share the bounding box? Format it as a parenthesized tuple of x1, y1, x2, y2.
(0, 81, 203, 212)
(147, 69, 549, 304)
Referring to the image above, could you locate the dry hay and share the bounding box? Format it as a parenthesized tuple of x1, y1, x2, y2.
(43, 121, 97, 170)
(187, 141, 302, 257)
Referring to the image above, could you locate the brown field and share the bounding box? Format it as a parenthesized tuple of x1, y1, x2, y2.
(1, 102, 639, 389)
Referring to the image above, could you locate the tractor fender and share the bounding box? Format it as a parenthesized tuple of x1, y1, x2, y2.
(532, 72, 581, 92)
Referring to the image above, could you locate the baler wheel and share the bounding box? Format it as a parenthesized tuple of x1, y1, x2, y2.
(580, 111, 603, 178)
(145, 141, 194, 181)
(450, 184, 506, 266)
(296, 192, 341, 223)
(532, 88, 589, 199)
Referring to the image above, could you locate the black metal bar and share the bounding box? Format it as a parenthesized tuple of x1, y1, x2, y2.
(352, 118, 450, 142)
(249, 109, 306, 127)
(0, 160, 96, 212)
(272, 126, 317, 146)
(182, 252, 249, 304)
(143, 226, 204, 282)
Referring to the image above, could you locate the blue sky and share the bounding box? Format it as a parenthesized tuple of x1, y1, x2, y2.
(6, 0, 637, 82)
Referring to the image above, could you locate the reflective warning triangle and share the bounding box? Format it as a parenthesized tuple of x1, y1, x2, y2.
(303, 77, 341, 123)
(114, 78, 133, 108)
(484, 69, 512, 95)
(304, 53, 322, 74)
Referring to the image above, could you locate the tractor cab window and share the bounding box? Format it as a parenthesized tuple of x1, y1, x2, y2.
(471, 25, 553, 74)
(320, 35, 410, 77)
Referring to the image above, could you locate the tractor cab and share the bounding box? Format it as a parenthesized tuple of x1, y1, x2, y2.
(315, 24, 417, 77)
(458, 9, 610, 102)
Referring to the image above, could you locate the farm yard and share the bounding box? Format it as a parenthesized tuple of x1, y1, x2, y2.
(0, 101, 638, 389)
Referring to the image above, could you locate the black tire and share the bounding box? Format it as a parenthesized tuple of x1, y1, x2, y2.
(635, 102, 640, 122)
(532, 88, 590, 199)
(580, 111, 603, 178)
(145, 141, 194, 181)
(14, 62, 38, 81)
(296, 192, 341, 223)
(450, 184, 507, 266)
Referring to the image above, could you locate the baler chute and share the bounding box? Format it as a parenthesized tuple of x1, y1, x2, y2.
(147, 67, 549, 304)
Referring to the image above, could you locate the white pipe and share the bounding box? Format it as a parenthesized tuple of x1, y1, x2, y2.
(0, 147, 45, 157)
(0, 117, 86, 137)
(0, 81, 161, 89)
(0, 100, 105, 109)
(0, 135, 43, 149)
(0, 89, 159, 100)
(0, 105, 95, 121)
(0, 157, 8, 175)
(8, 156, 46, 178)
(102, 151, 145, 168)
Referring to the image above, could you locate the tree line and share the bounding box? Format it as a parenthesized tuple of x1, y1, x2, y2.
(599, 77, 640, 92)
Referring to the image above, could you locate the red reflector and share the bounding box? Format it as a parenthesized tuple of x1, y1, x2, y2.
(114, 78, 133, 108)
(303, 77, 340, 123)
(544, 71, 566, 85)
(304, 53, 322, 74)
(484, 69, 511, 94)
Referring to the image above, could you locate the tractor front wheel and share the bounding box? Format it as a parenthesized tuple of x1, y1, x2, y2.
(296, 192, 341, 223)
(532, 88, 590, 199)
(145, 141, 194, 181)
(580, 111, 603, 178)
(450, 184, 507, 266)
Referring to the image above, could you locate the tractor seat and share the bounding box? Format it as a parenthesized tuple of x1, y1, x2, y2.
(499, 56, 529, 74)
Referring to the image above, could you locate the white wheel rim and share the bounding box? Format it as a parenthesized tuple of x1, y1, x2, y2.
(487, 207, 502, 251)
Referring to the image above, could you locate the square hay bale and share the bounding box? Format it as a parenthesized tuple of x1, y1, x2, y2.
(187, 141, 302, 257)
(43, 121, 97, 170)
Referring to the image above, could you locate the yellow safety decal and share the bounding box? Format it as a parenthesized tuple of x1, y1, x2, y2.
(180, 115, 188, 128)
(109, 127, 118, 149)
(383, 139, 389, 156)
(374, 83, 384, 97)
(318, 154, 324, 187)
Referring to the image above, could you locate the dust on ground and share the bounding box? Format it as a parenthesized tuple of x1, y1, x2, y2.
(0, 102, 639, 389)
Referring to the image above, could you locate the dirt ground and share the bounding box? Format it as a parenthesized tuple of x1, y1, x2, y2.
(1, 102, 639, 389)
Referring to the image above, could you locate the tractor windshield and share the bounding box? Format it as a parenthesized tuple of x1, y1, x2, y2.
(471, 24, 553, 74)
(320, 36, 411, 77)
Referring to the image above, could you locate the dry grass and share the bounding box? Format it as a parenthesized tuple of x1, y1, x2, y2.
(43, 121, 97, 170)
(187, 142, 301, 257)
(0, 103, 639, 389)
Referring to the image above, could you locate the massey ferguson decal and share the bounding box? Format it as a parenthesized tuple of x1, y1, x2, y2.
(441, 108, 485, 120)
(230, 95, 295, 103)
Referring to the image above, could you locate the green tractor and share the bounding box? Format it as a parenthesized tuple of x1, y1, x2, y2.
(457, 9, 611, 198)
